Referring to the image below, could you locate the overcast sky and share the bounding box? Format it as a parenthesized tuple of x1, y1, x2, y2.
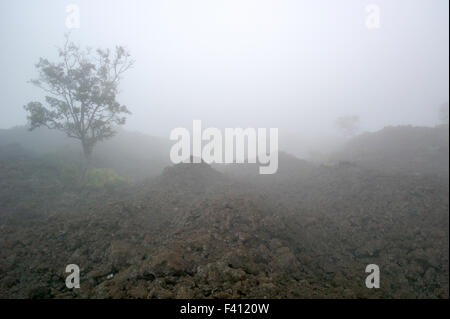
(0, 0, 448, 139)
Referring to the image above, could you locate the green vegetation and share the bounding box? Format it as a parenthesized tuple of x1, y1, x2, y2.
(60, 164, 128, 189)
(84, 168, 128, 188)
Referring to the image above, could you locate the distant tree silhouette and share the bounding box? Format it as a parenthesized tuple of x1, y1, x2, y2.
(24, 34, 133, 162)
(336, 115, 360, 137)
(439, 102, 449, 124)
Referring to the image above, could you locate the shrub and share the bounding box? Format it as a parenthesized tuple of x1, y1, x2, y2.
(84, 168, 128, 188)
(60, 165, 128, 189)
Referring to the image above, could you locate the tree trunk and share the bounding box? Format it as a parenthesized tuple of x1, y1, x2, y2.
(81, 140, 93, 179)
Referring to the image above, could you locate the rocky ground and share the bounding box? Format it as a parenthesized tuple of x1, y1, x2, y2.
(0, 152, 448, 299)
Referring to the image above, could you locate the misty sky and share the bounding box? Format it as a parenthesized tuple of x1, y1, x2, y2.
(0, 0, 448, 139)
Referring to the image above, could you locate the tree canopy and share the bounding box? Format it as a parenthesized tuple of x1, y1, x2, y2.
(336, 115, 360, 137)
(24, 34, 133, 159)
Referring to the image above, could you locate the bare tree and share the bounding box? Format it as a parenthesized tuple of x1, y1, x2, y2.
(336, 115, 360, 137)
(24, 34, 133, 163)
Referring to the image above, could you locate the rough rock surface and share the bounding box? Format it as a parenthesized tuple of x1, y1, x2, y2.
(0, 156, 448, 298)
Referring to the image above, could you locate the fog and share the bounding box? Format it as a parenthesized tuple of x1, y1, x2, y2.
(1, 0, 448, 146)
(0, 1, 449, 300)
